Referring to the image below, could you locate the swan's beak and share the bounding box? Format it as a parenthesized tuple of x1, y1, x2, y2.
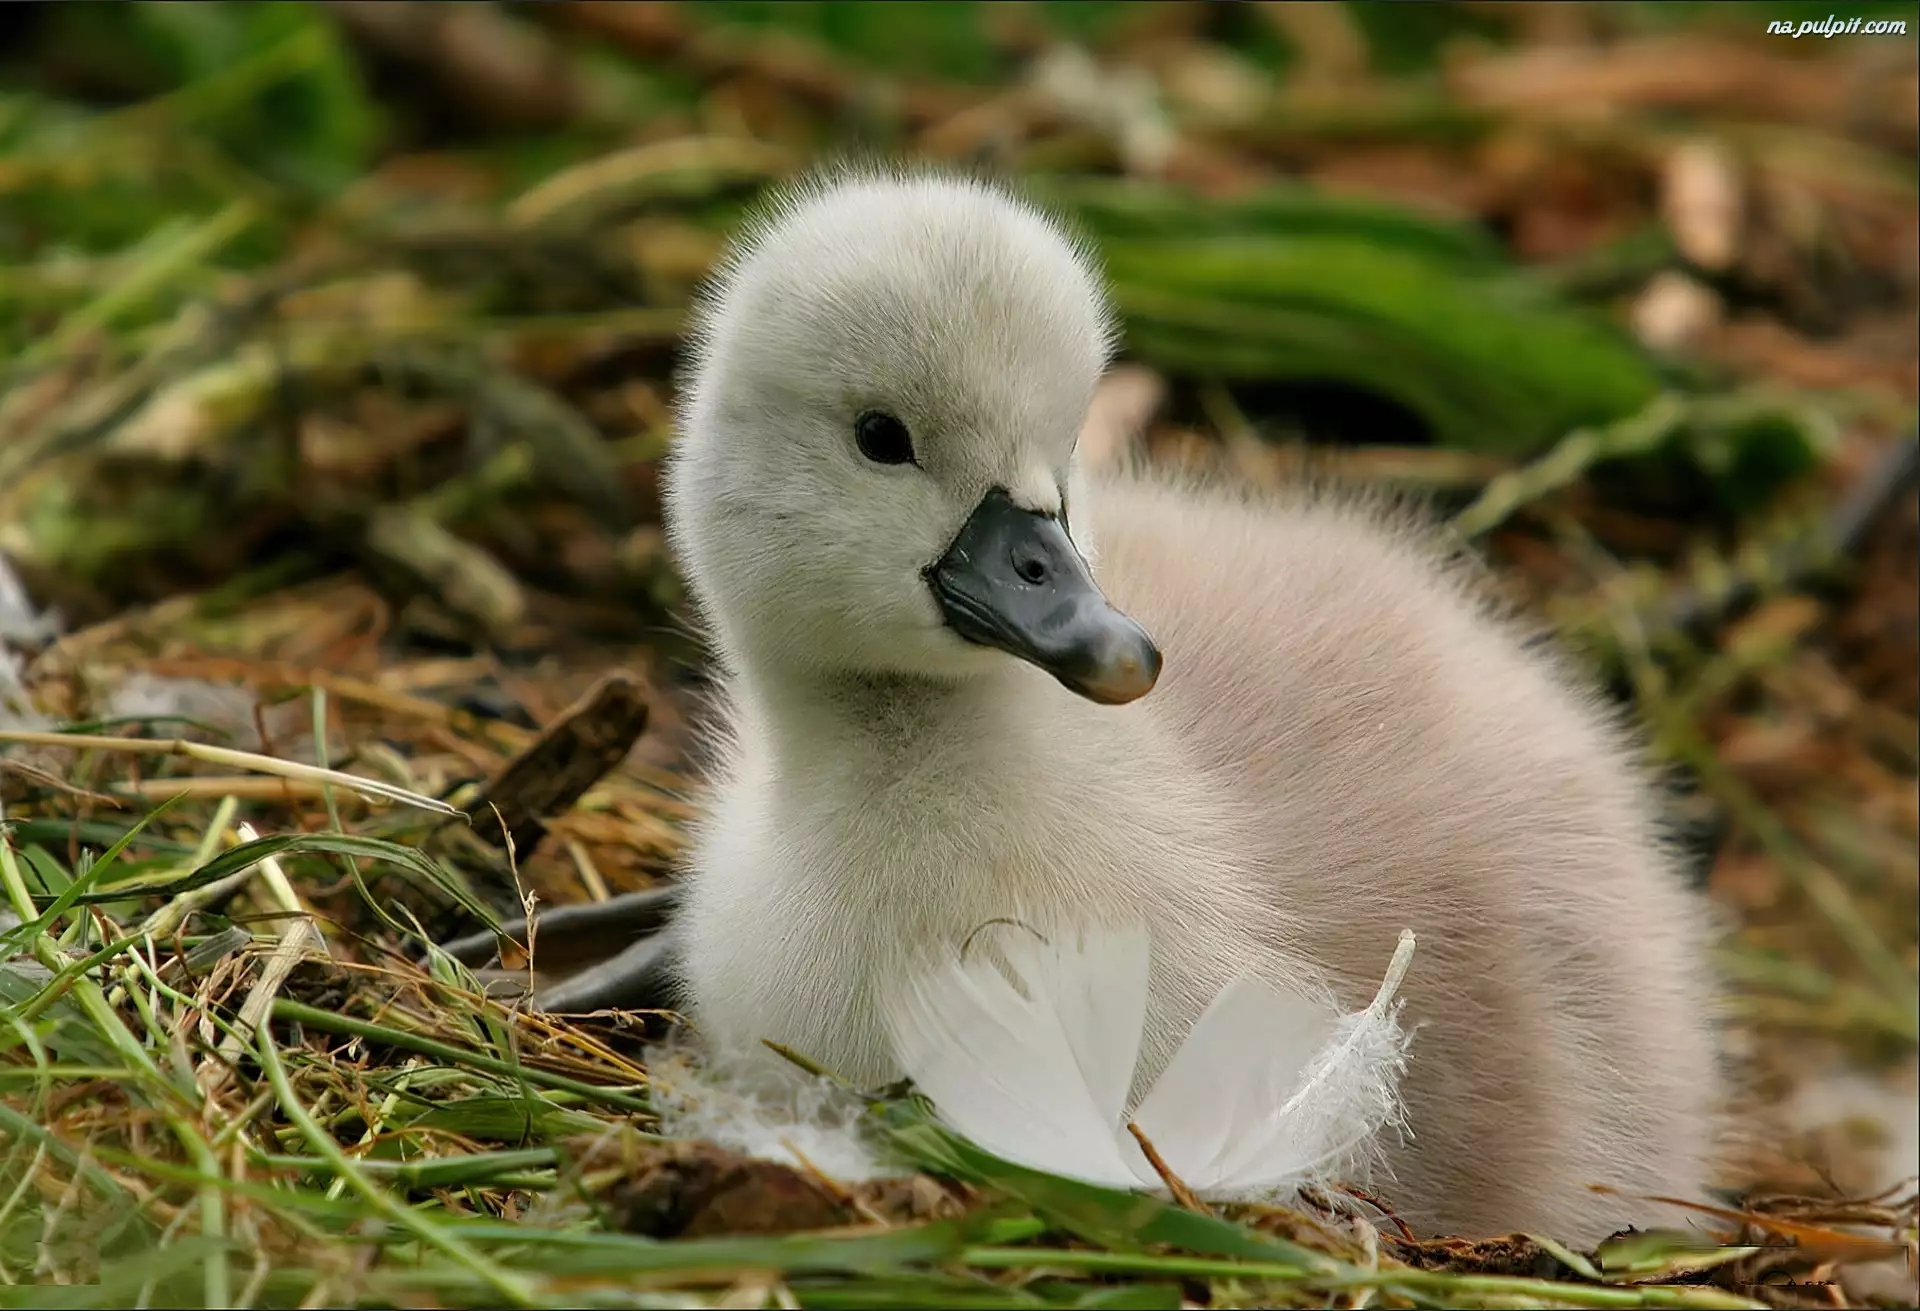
(927, 488, 1162, 705)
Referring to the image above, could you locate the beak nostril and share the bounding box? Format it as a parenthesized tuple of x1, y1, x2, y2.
(932, 487, 1157, 705)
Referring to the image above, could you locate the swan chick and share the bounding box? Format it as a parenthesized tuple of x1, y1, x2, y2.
(646, 170, 1725, 1244)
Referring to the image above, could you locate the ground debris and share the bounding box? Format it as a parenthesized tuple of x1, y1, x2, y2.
(1385, 1230, 1591, 1281)
(567, 1132, 976, 1239)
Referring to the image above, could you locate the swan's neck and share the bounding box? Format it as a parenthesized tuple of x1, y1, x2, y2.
(739, 664, 1068, 783)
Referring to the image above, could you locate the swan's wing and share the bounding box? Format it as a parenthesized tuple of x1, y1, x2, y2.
(1206, 930, 1417, 1197)
(1129, 977, 1338, 1191)
(880, 927, 1145, 1189)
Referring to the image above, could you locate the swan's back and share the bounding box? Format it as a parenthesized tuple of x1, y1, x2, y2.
(1090, 469, 1723, 1240)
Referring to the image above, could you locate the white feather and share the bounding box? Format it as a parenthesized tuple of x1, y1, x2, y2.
(881, 925, 1147, 1188)
(1199, 930, 1416, 1196)
(882, 924, 1416, 1200)
(1129, 975, 1337, 1190)
(1020, 922, 1152, 1131)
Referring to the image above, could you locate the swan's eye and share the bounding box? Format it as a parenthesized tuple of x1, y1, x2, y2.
(854, 410, 916, 465)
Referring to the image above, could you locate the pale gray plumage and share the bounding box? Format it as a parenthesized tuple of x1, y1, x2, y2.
(662, 168, 1725, 1243)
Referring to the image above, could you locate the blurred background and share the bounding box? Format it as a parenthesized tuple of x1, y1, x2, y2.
(0, 2, 1915, 1302)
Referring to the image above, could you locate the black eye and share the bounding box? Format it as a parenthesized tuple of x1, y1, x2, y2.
(854, 410, 916, 465)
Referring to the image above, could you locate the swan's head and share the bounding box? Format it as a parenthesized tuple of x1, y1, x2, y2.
(667, 172, 1161, 704)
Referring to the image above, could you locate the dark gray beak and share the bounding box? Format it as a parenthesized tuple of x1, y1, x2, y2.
(926, 488, 1162, 705)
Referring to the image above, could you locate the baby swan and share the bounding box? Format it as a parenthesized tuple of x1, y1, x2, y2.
(658, 172, 1720, 1244)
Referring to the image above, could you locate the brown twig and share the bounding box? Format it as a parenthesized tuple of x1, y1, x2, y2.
(1125, 1121, 1207, 1213)
(1338, 1184, 1419, 1242)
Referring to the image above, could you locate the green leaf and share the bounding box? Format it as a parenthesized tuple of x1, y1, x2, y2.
(39, 830, 494, 931)
(1100, 239, 1660, 455)
(1595, 1230, 1761, 1281)
(0, 961, 119, 1069)
(0, 822, 196, 857)
(389, 1213, 992, 1280)
(404, 1094, 608, 1143)
(117, 2, 383, 192)
(871, 1098, 1330, 1270)
(5, 796, 181, 942)
(1044, 176, 1507, 270)
(1068, 1282, 1186, 1309)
